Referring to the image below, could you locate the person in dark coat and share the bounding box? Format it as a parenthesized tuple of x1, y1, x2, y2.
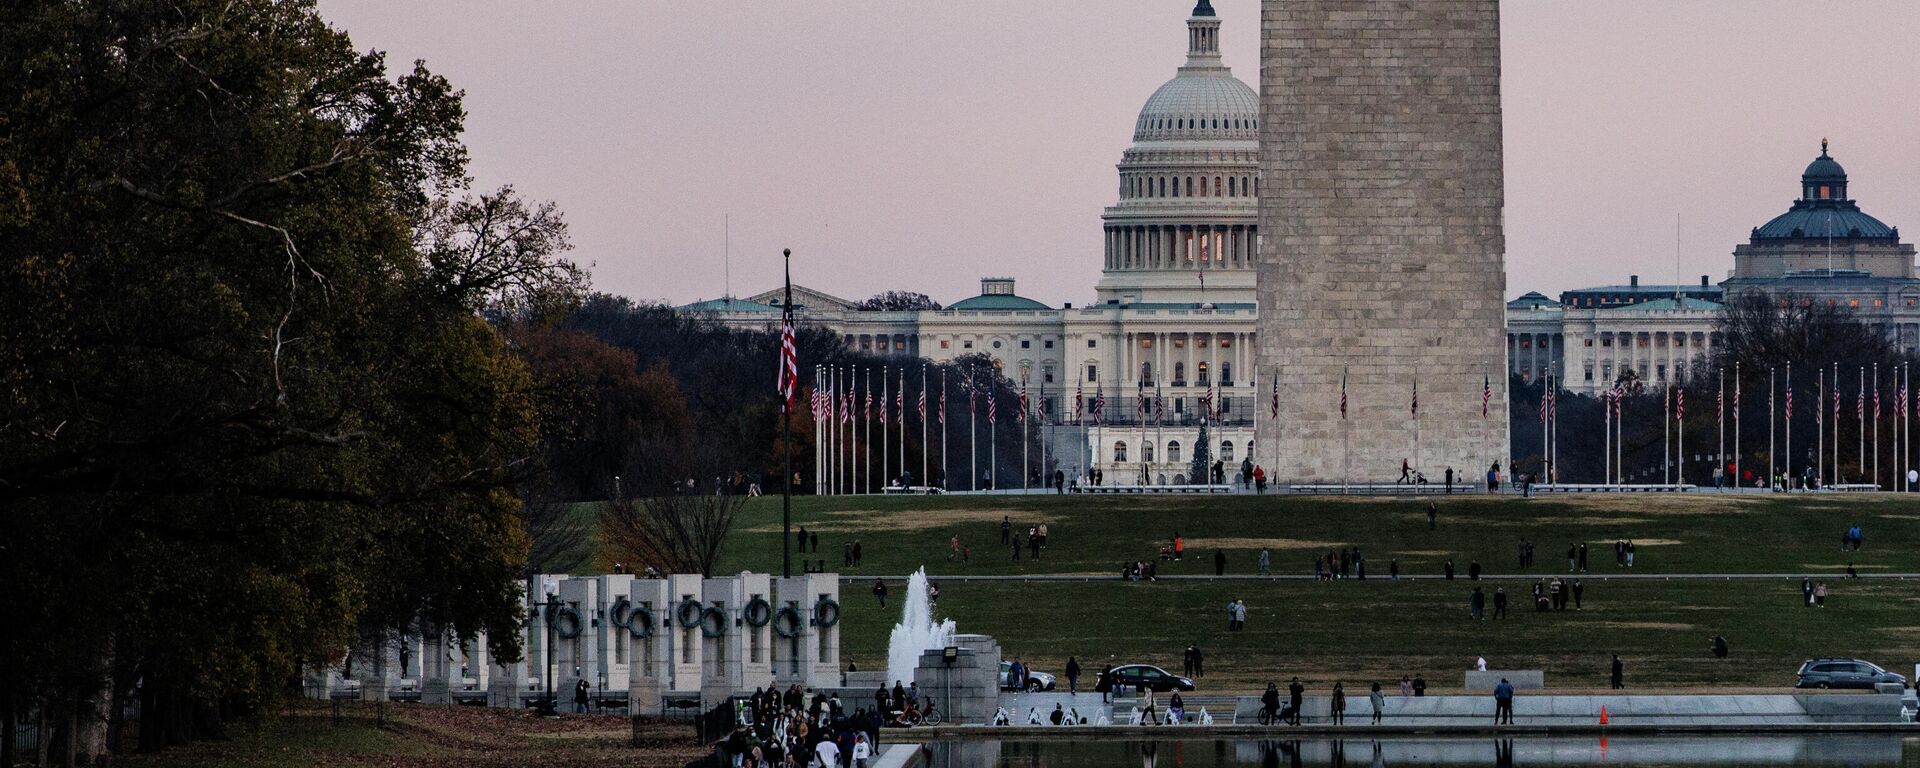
(1215, 550, 1227, 576)
(1065, 656, 1081, 693)
(1468, 560, 1482, 580)
(1610, 655, 1625, 689)
(1470, 587, 1485, 620)
(1287, 678, 1305, 726)
(1444, 559, 1456, 580)
(1492, 587, 1508, 619)
(1260, 683, 1281, 725)
(873, 578, 887, 607)
(573, 678, 590, 713)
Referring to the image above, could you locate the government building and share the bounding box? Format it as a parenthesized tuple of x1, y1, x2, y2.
(685, 2, 1920, 484)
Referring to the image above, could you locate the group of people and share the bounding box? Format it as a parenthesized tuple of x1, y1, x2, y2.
(1801, 577, 1832, 607)
(1000, 516, 1050, 562)
(726, 684, 878, 768)
(1315, 546, 1369, 580)
(792, 527, 860, 575)
(1224, 599, 1249, 631)
(1840, 525, 1866, 551)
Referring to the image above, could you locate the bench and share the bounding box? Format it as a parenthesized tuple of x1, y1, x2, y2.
(1534, 484, 1695, 493)
(1829, 484, 1881, 493)
(881, 486, 943, 495)
(1076, 484, 1232, 494)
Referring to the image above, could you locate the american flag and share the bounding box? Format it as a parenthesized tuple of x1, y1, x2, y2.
(1018, 382, 1029, 423)
(1270, 374, 1280, 421)
(1858, 377, 1865, 421)
(865, 383, 874, 421)
(776, 302, 798, 410)
(1410, 379, 1419, 417)
(879, 374, 888, 425)
(1199, 384, 1214, 418)
(1734, 373, 1741, 412)
(1339, 369, 1349, 420)
(1092, 388, 1106, 425)
(1874, 377, 1881, 420)
(1833, 384, 1840, 423)
(1899, 381, 1907, 418)
(1074, 382, 1083, 425)
(988, 388, 998, 422)
(1482, 374, 1491, 418)
(1548, 387, 1557, 423)
(843, 387, 854, 425)
(1035, 392, 1047, 423)
(1786, 382, 1794, 420)
(968, 387, 977, 420)
(896, 377, 904, 423)
(1137, 386, 1148, 420)
(1539, 387, 1547, 424)
(939, 383, 947, 425)
(1155, 392, 1167, 424)
(917, 380, 926, 422)
(1677, 388, 1684, 421)
(1816, 373, 1824, 426)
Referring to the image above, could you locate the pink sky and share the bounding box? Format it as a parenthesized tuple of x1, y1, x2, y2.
(317, 0, 1920, 307)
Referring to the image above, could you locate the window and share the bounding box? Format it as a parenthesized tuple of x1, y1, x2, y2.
(1220, 441, 1234, 461)
(1173, 361, 1186, 384)
(940, 340, 950, 350)
(895, 340, 906, 350)
(963, 340, 973, 349)
(1198, 361, 1210, 385)
(1144, 444, 1156, 462)
(1087, 365, 1098, 383)
(1140, 362, 1153, 383)
(1043, 366, 1055, 384)
(1173, 398, 1184, 414)
(1186, 177, 1194, 196)
(1600, 337, 1612, 348)
(1221, 362, 1233, 384)
(1159, 177, 1166, 197)
(1848, 299, 1860, 308)
(1584, 339, 1594, 347)
(1113, 442, 1128, 462)
(1045, 339, 1055, 349)
(1218, 337, 1232, 348)
(1021, 339, 1031, 349)
(1140, 337, 1154, 348)
(1584, 366, 1594, 382)
(1167, 441, 1182, 463)
(1228, 177, 1236, 196)
(1087, 339, 1096, 348)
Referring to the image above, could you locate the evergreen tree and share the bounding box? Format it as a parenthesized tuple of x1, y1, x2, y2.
(1189, 419, 1212, 485)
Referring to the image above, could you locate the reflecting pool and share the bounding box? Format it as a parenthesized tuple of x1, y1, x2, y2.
(919, 735, 1917, 767)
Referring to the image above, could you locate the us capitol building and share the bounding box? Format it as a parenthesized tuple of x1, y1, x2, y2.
(686, 1, 1920, 483)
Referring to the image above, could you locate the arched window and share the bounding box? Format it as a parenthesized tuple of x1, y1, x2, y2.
(1228, 177, 1236, 197)
(1114, 442, 1128, 463)
(1170, 176, 1178, 198)
(1159, 177, 1167, 197)
(1221, 362, 1232, 385)
(1167, 441, 1183, 463)
(1186, 177, 1194, 196)
(1140, 361, 1153, 384)
(1199, 176, 1208, 197)
(1220, 441, 1235, 462)
(1214, 177, 1222, 196)
(1173, 361, 1186, 385)
(1197, 361, 1210, 385)
(1145, 443, 1156, 463)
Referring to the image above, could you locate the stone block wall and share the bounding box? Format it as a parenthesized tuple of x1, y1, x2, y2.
(1256, 0, 1510, 482)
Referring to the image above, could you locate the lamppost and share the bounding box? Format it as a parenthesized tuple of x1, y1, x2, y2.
(531, 589, 563, 716)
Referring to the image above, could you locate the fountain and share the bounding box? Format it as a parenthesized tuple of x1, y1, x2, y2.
(886, 567, 957, 686)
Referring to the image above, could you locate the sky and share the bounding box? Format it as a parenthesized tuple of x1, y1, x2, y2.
(316, 0, 1920, 307)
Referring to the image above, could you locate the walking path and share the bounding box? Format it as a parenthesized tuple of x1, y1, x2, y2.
(839, 573, 1920, 583)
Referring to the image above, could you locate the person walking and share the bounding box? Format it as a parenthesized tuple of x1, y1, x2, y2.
(1215, 549, 1227, 576)
(1802, 576, 1815, 607)
(1193, 645, 1205, 678)
(1444, 559, 1456, 580)
(1330, 682, 1347, 725)
(1139, 686, 1161, 726)
(1011, 532, 1022, 562)
(1098, 663, 1115, 703)
(1065, 656, 1081, 694)
(1470, 587, 1485, 620)
(1287, 678, 1305, 725)
(573, 678, 590, 714)
(1493, 678, 1515, 724)
(1610, 655, 1625, 690)
(1258, 547, 1272, 576)
(1814, 581, 1828, 607)
(1492, 587, 1508, 619)
(1427, 502, 1438, 530)
(872, 578, 888, 608)
(1369, 683, 1385, 725)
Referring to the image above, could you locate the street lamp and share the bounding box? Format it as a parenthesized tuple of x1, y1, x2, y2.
(531, 590, 563, 716)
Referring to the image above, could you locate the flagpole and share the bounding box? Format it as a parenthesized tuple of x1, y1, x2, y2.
(1664, 385, 1671, 486)
(1859, 366, 1866, 486)
(1678, 387, 1685, 486)
(1833, 362, 1840, 483)
(991, 384, 999, 492)
(1786, 362, 1793, 489)
(881, 367, 889, 489)
(1818, 368, 1825, 487)
(899, 368, 906, 487)
(830, 366, 838, 496)
(969, 373, 977, 492)
(941, 366, 949, 491)
(1540, 376, 1548, 481)
(1768, 366, 1776, 490)
(1734, 362, 1742, 490)
(1604, 388, 1612, 485)
(1022, 376, 1030, 493)
(921, 364, 929, 491)
(1718, 369, 1726, 490)
(1873, 363, 1880, 489)
(780, 249, 794, 578)
(864, 367, 871, 494)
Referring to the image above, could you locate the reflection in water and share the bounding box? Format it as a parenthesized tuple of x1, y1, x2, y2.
(927, 735, 1909, 767)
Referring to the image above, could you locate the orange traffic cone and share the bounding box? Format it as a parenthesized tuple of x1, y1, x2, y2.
(1598, 706, 1610, 725)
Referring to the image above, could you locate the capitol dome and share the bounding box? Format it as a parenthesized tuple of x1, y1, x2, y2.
(1133, 73, 1258, 142)
(1751, 141, 1899, 242)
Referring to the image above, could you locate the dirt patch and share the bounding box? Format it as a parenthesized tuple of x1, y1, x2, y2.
(1184, 537, 1344, 551)
(1595, 621, 1697, 631)
(742, 507, 1061, 534)
(1799, 563, 1892, 569)
(1534, 496, 1757, 515)
(1396, 549, 1453, 557)
(1627, 538, 1683, 546)
(1874, 513, 1920, 521)
(1564, 516, 1651, 526)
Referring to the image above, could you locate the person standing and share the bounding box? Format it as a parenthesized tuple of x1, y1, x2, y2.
(1000, 516, 1011, 545)
(573, 678, 590, 714)
(1369, 683, 1385, 725)
(1468, 560, 1482, 581)
(1577, 542, 1589, 572)
(1609, 655, 1625, 690)
(809, 531, 819, 554)
(1493, 678, 1514, 724)
(1330, 682, 1347, 725)
(1098, 663, 1115, 703)
(1427, 502, 1438, 530)
(1814, 581, 1828, 607)
(1572, 580, 1584, 610)
(1174, 532, 1185, 560)
(1487, 461, 1500, 492)
(1183, 645, 1196, 677)
(1389, 559, 1400, 580)
(1258, 548, 1272, 576)
(1011, 532, 1022, 562)
(1192, 645, 1205, 678)
(1444, 467, 1455, 494)
(1492, 587, 1508, 619)
(1566, 543, 1577, 573)
(1287, 678, 1305, 726)
(1260, 683, 1281, 726)
(1625, 540, 1636, 567)
(1444, 559, 1456, 580)
(1412, 674, 1427, 697)
(1398, 675, 1412, 697)
(1802, 576, 1814, 607)
(1065, 656, 1081, 694)
(1470, 587, 1485, 620)
(872, 578, 887, 608)
(1215, 549, 1227, 576)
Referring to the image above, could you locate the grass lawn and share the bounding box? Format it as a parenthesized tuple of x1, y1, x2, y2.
(114, 703, 702, 768)
(717, 493, 1920, 578)
(834, 577, 1920, 693)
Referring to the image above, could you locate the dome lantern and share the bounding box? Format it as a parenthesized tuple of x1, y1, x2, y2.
(1800, 138, 1848, 202)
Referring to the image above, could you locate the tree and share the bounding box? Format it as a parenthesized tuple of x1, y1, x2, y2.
(0, 1, 575, 757)
(599, 494, 745, 577)
(1189, 420, 1213, 485)
(856, 291, 943, 311)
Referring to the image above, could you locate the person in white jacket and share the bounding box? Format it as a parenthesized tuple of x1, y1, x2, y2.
(851, 733, 872, 768)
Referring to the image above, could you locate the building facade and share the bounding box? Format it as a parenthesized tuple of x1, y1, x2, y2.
(682, 5, 1920, 484)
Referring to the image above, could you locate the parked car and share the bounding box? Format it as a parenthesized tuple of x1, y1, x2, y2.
(999, 661, 1056, 692)
(1795, 658, 1906, 690)
(1093, 664, 1195, 693)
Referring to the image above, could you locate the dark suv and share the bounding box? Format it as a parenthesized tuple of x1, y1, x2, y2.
(1795, 659, 1906, 689)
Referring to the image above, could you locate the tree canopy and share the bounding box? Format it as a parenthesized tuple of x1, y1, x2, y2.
(1, 0, 579, 757)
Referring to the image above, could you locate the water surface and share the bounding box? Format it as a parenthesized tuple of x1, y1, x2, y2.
(921, 735, 1916, 767)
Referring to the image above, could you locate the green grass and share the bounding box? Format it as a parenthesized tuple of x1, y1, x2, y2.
(717, 493, 1920, 578)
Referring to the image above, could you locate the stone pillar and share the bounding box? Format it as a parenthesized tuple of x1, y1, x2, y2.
(489, 581, 531, 708)
(556, 577, 600, 709)
(628, 578, 671, 716)
(665, 574, 705, 696)
(419, 624, 454, 704)
(773, 573, 841, 690)
(915, 633, 1001, 725)
(596, 574, 634, 697)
